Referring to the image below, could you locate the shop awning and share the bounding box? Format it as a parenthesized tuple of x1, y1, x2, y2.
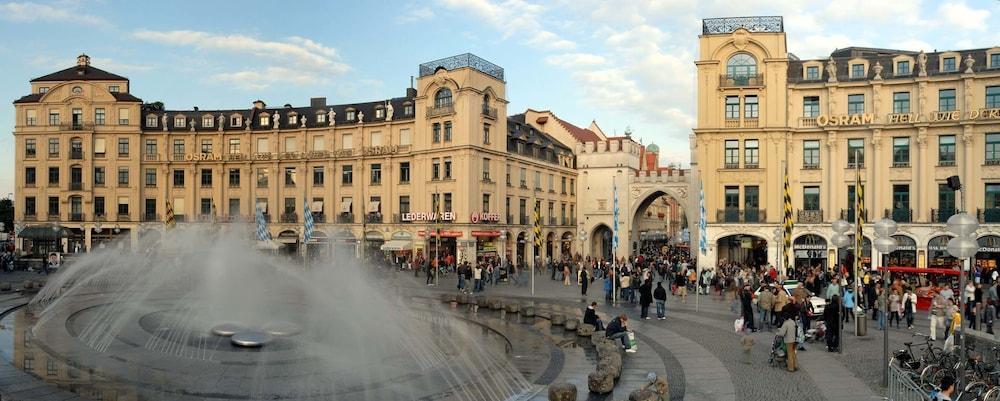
(311, 201, 324, 213)
(340, 199, 352, 213)
(255, 239, 283, 250)
(380, 239, 412, 251)
(368, 201, 380, 212)
(18, 225, 69, 240)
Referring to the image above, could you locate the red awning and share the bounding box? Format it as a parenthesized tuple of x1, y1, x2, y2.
(876, 266, 960, 276)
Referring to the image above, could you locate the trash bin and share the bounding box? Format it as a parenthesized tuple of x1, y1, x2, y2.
(855, 310, 867, 336)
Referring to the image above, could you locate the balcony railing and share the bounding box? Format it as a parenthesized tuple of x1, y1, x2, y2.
(337, 213, 354, 224)
(366, 213, 383, 224)
(979, 208, 1000, 223)
(549, 217, 557, 225)
(426, 105, 455, 118)
(70, 151, 83, 160)
(59, 123, 95, 131)
(519, 215, 528, 225)
(716, 208, 765, 223)
(744, 118, 759, 128)
(723, 163, 739, 169)
(799, 117, 818, 128)
(797, 209, 824, 224)
(70, 182, 83, 191)
(724, 119, 740, 128)
(719, 73, 765, 88)
(142, 213, 161, 222)
(482, 106, 497, 119)
(144, 153, 160, 161)
(172, 154, 185, 161)
(840, 209, 870, 222)
(117, 213, 131, 222)
(313, 213, 326, 223)
(885, 208, 913, 223)
(931, 208, 956, 223)
(280, 213, 298, 223)
(69, 213, 84, 222)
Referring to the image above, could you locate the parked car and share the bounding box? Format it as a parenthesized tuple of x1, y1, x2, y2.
(754, 280, 826, 315)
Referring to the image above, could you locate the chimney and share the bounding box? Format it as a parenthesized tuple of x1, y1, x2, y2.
(193, 106, 199, 112)
(252, 100, 266, 109)
(310, 97, 326, 109)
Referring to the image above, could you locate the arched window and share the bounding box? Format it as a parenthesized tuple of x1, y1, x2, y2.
(727, 53, 757, 77)
(435, 88, 452, 108)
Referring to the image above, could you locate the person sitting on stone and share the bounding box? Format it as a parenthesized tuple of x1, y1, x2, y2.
(583, 302, 604, 331)
(605, 314, 631, 350)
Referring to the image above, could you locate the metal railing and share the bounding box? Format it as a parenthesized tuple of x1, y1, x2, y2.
(887, 364, 931, 401)
(366, 213, 383, 224)
(69, 213, 84, 222)
(840, 209, 869, 222)
(59, 123, 95, 131)
(519, 215, 528, 225)
(548, 217, 557, 225)
(142, 213, 160, 222)
(313, 213, 326, 223)
(719, 73, 765, 87)
(931, 208, 956, 223)
(797, 209, 824, 223)
(717, 208, 765, 223)
(979, 208, 1000, 223)
(482, 106, 497, 119)
(337, 213, 354, 224)
(70, 151, 83, 160)
(280, 213, 298, 223)
(886, 208, 913, 223)
(426, 105, 455, 118)
(117, 213, 131, 222)
(70, 182, 83, 191)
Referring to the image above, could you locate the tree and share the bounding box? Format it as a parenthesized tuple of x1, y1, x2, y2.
(143, 101, 165, 111)
(0, 198, 12, 233)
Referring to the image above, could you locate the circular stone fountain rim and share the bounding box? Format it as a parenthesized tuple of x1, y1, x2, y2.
(231, 330, 272, 347)
(211, 322, 248, 337)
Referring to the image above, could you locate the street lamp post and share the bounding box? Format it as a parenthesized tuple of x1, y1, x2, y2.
(946, 211, 979, 390)
(499, 231, 507, 282)
(772, 227, 782, 274)
(873, 218, 899, 388)
(831, 219, 852, 353)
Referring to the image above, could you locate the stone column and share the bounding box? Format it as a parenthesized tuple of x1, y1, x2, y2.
(85, 226, 92, 252)
(916, 129, 929, 222)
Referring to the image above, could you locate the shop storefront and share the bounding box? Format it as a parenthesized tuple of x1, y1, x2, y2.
(381, 231, 414, 265)
(716, 234, 768, 267)
(17, 225, 69, 257)
(976, 235, 1000, 284)
(927, 235, 957, 269)
(793, 234, 828, 270)
(421, 229, 459, 267)
(304, 230, 329, 260)
(330, 229, 357, 262)
(67, 228, 86, 254)
(516, 232, 527, 267)
(364, 231, 386, 262)
(277, 230, 299, 255)
(884, 235, 917, 267)
(838, 235, 872, 273)
(472, 230, 500, 263)
(561, 232, 573, 260)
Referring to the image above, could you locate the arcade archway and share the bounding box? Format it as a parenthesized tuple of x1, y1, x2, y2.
(716, 234, 767, 267)
(591, 224, 613, 261)
(631, 189, 688, 256)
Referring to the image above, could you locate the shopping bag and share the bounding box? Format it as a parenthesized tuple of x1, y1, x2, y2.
(734, 317, 745, 333)
(627, 331, 638, 351)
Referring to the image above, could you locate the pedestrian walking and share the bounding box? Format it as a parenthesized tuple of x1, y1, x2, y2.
(654, 282, 667, 320)
(581, 268, 589, 295)
(640, 279, 653, 320)
(824, 294, 841, 352)
(929, 291, 946, 340)
(777, 310, 799, 372)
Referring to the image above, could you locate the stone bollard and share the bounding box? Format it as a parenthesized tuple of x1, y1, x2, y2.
(551, 313, 566, 326)
(489, 299, 503, 310)
(577, 323, 595, 337)
(547, 382, 577, 401)
(565, 318, 579, 331)
(477, 297, 490, 307)
(0, 282, 11, 292)
(457, 294, 471, 305)
(599, 352, 623, 378)
(628, 389, 657, 401)
(505, 302, 520, 313)
(587, 370, 615, 394)
(22, 280, 34, 290)
(591, 331, 606, 346)
(523, 306, 535, 317)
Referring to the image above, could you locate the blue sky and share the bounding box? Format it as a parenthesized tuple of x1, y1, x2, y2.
(1, 0, 998, 197)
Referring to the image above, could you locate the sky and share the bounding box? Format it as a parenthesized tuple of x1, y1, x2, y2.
(0, 0, 998, 198)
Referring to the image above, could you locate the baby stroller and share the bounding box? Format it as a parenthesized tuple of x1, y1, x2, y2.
(769, 335, 787, 367)
(805, 320, 826, 343)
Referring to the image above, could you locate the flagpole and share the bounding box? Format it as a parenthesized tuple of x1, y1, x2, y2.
(612, 176, 617, 305)
(854, 149, 863, 335)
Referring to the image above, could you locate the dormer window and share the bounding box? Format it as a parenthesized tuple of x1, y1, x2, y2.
(375, 107, 385, 119)
(174, 116, 186, 128)
(38, 87, 49, 94)
(896, 61, 910, 75)
(991, 53, 1000, 69)
(202, 116, 214, 128)
(851, 64, 864, 78)
(346, 109, 356, 121)
(260, 115, 270, 127)
(146, 115, 158, 127)
(230, 115, 242, 127)
(71, 86, 82, 94)
(943, 57, 957, 72)
(403, 103, 413, 116)
(805, 66, 819, 80)
(288, 114, 298, 125)
(108, 85, 120, 93)
(316, 112, 326, 123)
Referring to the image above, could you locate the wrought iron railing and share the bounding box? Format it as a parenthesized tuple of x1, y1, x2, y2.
(979, 208, 1000, 223)
(117, 213, 131, 222)
(337, 213, 354, 224)
(886, 208, 913, 223)
(70, 182, 83, 191)
(840, 209, 869, 222)
(702, 16, 783, 34)
(59, 123, 95, 131)
(366, 213, 383, 224)
(482, 106, 497, 119)
(426, 105, 455, 118)
(69, 213, 84, 222)
(142, 213, 161, 222)
(717, 208, 765, 223)
(797, 209, 824, 224)
(313, 213, 326, 223)
(419, 53, 505, 81)
(931, 208, 956, 223)
(70, 151, 83, 160)
(719, 74, 765, 87)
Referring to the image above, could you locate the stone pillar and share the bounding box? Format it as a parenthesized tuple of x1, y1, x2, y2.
(85, 226, 92, 252)
(916, 128, 928, 222)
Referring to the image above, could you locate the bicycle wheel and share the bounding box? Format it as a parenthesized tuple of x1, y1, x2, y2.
(983, 386, 1000, 401)
(930, 367, 955, 393)
(920, 365, 941, 391)
(960, 381, 989, 401)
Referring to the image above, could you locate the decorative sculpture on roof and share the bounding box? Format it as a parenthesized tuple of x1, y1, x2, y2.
(217, 114, 224, 131)
(190, 119, 196, 132)
(825, 58, 838, 83)
(244, 114, 251, 131)
(964, 54, 975, 73)
(357, 111, 364, 124)
(385, 101, 394, 121)
(273, 112, 280, 129)
(327, 108, 336, 126)
(300, 115, 307, 128)
(917, 51, 928, 77)
(161, 114, 168, 131)
(872, 61, 883, 80)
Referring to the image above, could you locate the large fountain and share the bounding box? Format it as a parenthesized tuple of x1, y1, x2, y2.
(7, 226, 533, 400)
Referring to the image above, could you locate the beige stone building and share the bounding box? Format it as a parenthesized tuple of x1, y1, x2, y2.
(694, 16, 1000, 274)
(11, 54, 582, 267)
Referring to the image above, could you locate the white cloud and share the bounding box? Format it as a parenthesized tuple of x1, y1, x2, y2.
(527, 30, 576, 51)
(545, 53, 606, 67)
(437, 0, 573, 49)
(937, 1, 990, 30)
(132, 30, 350, 90)
(29, 55, 153, 72)
(396, 6, 435, 23)
(889, 39, 935, 53)
(0, 1, 106, 26)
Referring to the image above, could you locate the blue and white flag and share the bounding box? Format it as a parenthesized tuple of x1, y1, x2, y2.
(303, 201, 314, 243)
(255, 204, 271, 241)
(699, 184, 707, 256)
(612, 178, 619, 253)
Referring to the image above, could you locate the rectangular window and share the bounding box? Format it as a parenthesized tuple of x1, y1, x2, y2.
(146, 115, 157, 127)
(724, 186, 739, 209)
(228, 138, 240, 154)
(230, 115, 242, 127)
(342, 165, 353, 184)
(519, 199, 526, 223)
(371, 164, 382, 185)
(444, 157, 452, 179)
(548, 173, 553, 191)
(570, 179, 575, 195)
(25, 167, 35, 186)
(145, 169, 156, 187)
(534, 170, 541, 190)
(432, 123, 441, 143)
(743, 139, 759, 167)
(108, 85, 119, 93)
(173, 139, 184, 156)
(48, 167, 58, 185)
(175, 116, 186, 128)
(256, 137, 269, 153)
(228, 198, 240, 217)
(284, 167, 296, 186)
(892, 92, 910, 113)
(201, 198, 213, 216)
(228, 168, 240, 187)
(943, 57, 956, 72)
(312, 136, 325, 151)
(48, 111, 59, 125)
(848, 138, 865, 167)
(432, 158, 440, 180)
(370, 131, 382, 146)
(313, 167, 324, 186)
(284, 137, 297, 152)
(342, 133, 353, 149)
(561, 177, 567, 194)
(803, 96, 820, 117)
(173, 170, 185, 187)
(743, 95, 758, 118)
(848, 94, 865, 115)
(144, 139, 155, 156)
(200, 168, 212, 187)
(316, 113, 326, 124)
(803, 186, 820, 211)
(26, 109, 37, 126)
(48, 196, 59, 216)
(987, 86, 1000, 109)
(987, 184, 1000, 210)
(48, 138, 59, 157)
(892, 137, 910, 167)
(94, 167, 105, 186)
(25, 139, 36, 158)
(95, 108, 105, 125)
(444, 193, 452, 213)
(202, 115, 214, 128)
(987, 133, 1000, 164)
(93, 197, 104, 216)
(992, 54, 1000, 68)
(806, 66, 819, 80)
(847, 185, 863, 217)
(851, 64, 864, 78)
(201, 139, 212, 154)
(399, 195, 410, 214)
(257, 168, 269, 187)
(118, 108, 129, 125)
(259, 115, 269, 127)
(483, 124, 491, 144)
(444, 121, 453, 141)
(289, 114, 298, 125)
(745, 185, 760, 211)
(939, 89, 956, 111)
(482, 194, 490, 213)
(939, 183, 956, 217)
(724, 140, 739, 168)
(482, 158, 491, 181)
(893, 184, 910, 214)
(724, 96, 739, 119)
(118, 197, 129, 216)
(939, 135, 956, 166)
(25, 197, 35, 216)
(399, 128, 412, 146)
(400, 162, 410, 183)
(284, 198, 295, 215)
(519, 168, 526, 187)
(896, 60, 910, 75)
(117, 167, 129, 186)
(117, 138, 129, 157)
